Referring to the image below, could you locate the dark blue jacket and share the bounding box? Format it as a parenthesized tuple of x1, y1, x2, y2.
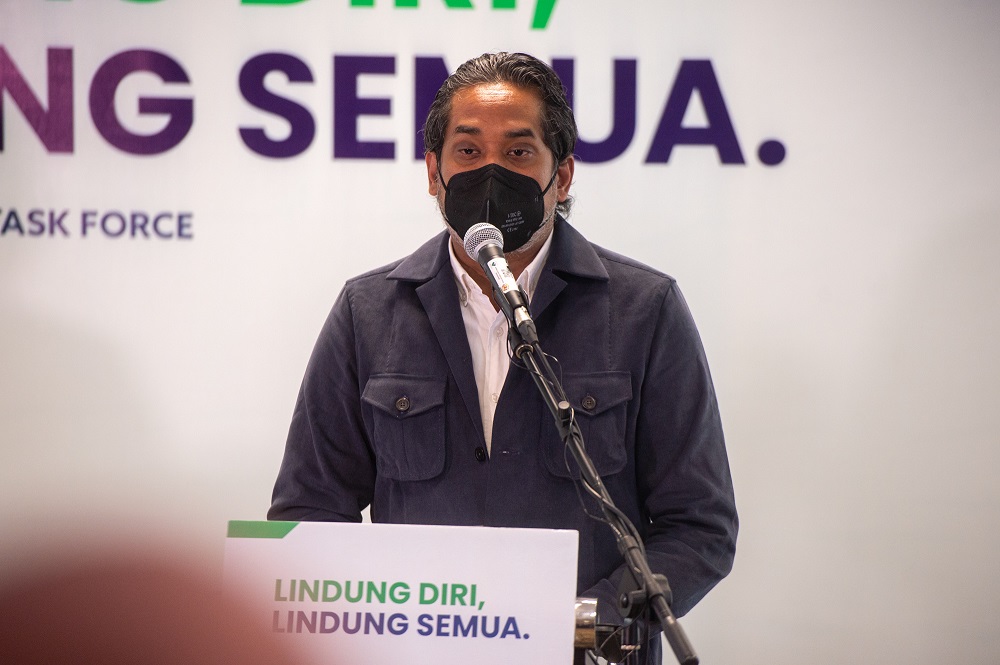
(269, 217, 737, 624)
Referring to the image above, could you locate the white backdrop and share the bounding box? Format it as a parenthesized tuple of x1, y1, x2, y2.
(2, 1, 999, 663)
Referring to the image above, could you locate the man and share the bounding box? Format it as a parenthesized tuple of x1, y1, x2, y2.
(269, 52, 737, 661)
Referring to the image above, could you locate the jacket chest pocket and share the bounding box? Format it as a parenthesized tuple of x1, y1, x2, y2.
(362, 375, 447, 481)
(542, 371, 632, 479)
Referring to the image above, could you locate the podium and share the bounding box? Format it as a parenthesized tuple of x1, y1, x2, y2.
(224, 521, 579, 665)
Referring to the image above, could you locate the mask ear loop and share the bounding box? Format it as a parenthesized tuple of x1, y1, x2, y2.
(436, 160, 450, 194)
(540, 165, 559, 197)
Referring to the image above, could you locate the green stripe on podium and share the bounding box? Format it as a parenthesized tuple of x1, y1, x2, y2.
(227, 520, 298, 539)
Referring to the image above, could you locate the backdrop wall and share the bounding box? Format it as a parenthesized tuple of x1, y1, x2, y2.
(2, 2, 999, 663)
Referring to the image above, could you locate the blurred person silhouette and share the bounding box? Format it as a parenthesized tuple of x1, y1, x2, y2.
(0, 553, 305, 665)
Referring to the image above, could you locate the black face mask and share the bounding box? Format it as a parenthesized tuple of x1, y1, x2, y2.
(440, 163, 558, 252)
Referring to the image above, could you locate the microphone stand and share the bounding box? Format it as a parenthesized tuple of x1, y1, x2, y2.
(501, 305, 699, 665)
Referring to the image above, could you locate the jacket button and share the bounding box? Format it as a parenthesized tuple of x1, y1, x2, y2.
(581, 395, 597, 411)
(474, 447, 487, 462)
(395, 396, 411, 412)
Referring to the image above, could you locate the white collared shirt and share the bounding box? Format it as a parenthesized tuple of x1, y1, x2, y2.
(448, 232, 553, 455)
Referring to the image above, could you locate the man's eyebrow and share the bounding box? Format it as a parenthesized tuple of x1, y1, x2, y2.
(450, 125, 538, 139)
(504, 128, 537, 139)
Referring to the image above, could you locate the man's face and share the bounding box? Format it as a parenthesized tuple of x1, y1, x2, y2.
(426, 82, 574, 259)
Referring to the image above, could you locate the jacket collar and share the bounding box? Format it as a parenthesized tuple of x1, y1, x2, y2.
(383, 217, 608, 446)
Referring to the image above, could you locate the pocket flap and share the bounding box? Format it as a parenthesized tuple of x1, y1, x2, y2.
(362, 375, 446, 419)
(562, 371, 632, 416)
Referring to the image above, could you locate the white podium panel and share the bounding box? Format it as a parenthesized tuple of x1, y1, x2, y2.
(224, 521, 579, 665)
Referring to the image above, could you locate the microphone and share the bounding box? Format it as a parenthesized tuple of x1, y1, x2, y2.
(463, 222, 538, 345)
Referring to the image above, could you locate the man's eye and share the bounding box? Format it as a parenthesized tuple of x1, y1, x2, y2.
(510, 149, 530, 157)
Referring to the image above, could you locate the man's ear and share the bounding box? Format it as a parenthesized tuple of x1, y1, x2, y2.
(556, 156, 575, 202)
(426, 152, 440, 196)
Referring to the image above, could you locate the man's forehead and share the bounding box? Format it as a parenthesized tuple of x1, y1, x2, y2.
(445, 83, 545, 134)
(463, 81, 524, 102)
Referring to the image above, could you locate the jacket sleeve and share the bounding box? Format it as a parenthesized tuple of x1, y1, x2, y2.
(267, 285, 376, 523)
(586, 280, 738, 620)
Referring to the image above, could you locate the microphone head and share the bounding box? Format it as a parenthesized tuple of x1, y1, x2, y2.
(463, 222, 503, 261)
